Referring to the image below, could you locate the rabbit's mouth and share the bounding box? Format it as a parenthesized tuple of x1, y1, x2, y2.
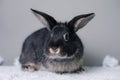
(46, 47, 72, 59)
(46, 48, 81, 59)
(48, 54, 68, 59)
(46, 52, 76, 59)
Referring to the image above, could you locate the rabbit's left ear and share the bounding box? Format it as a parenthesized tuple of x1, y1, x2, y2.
(68, 13, 95, 32)
(31, 9, 57, 30)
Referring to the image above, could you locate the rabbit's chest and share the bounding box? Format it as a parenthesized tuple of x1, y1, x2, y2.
(44, 57, 83, 72)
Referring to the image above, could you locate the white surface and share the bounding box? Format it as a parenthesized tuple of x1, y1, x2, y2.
(0, 66, 119, 80)
(102, 55, 119, 67)
(13, 57, 20, 66)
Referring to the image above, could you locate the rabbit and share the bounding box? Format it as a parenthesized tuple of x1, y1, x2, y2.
(19, 8, 95, 73)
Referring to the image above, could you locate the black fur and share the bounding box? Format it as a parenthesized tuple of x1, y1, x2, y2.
(19, 9, 95, 73)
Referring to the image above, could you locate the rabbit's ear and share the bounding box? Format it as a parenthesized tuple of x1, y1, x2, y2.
(31, 9, 57, 30)
(68, 13, 95, 32)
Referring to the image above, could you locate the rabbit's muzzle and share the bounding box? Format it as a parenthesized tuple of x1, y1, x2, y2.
(49, 47, 61, 56)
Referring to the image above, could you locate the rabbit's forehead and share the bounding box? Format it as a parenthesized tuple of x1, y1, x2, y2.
(52, 24, 69, 34)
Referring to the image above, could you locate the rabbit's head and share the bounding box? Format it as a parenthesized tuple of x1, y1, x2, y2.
(31, 9, 95, 59)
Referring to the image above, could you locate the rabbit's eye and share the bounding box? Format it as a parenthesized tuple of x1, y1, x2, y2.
(63, 33, 69, 41)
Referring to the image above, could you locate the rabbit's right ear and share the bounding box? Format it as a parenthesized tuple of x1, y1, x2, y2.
(31, 9, 57, 30)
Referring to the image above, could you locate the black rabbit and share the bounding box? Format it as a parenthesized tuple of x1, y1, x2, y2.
(19, 9, 95, 73)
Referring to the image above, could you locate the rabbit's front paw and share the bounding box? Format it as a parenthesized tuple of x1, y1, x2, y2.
(76, 67, 85, 73)
(22, 63, 38, 72)
(71, 67, 85, 74)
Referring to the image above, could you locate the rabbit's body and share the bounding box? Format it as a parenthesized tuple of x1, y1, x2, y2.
(20, 27, 83, 72)
(19, 9, 95, 73)
(20, 28, 50, 65)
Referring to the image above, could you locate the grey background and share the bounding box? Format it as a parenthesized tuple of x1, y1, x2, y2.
(0, 0, 120, 66)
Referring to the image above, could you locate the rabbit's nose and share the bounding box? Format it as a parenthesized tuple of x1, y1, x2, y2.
(49, 47, 60, 55)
